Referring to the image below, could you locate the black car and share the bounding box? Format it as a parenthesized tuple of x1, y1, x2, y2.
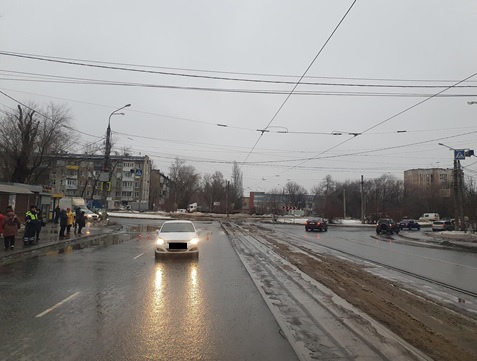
(305, 217, 328, 232)
(399, 219, 421, 231)
(376, 218, 400, 235)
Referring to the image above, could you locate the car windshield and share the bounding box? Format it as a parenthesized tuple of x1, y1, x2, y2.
(161, 222, 195, 233)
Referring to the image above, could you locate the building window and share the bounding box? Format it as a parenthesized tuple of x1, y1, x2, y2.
(122, 181, 133, 187)
(121, 191, 132, 197)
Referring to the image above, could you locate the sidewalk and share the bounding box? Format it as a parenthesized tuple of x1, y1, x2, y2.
(0, 221, 124, 267)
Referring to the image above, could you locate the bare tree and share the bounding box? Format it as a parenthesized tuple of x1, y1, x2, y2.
(0, 102, 74, 183)
(230, 161, 243, 210)
(168, 158, 200, 209)
(201, 171, 226, 212)
(284, 181, 308, 208)
(311, 175, 340, 221)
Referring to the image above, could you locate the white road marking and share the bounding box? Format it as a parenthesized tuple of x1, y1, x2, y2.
(35, 292, 80, 318)
(133, 253, 144, 260)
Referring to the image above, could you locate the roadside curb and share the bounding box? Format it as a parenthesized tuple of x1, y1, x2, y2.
(0, 228, 129, 267)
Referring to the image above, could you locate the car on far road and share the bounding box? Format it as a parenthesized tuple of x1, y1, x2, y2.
(305, 217, 328, 232)
(432, 220, 454, 232)
(78, 208, 99, 221)
(155, 220, 200, 259)
(399, 219, 421, 231)
(376, 218, 400, 235)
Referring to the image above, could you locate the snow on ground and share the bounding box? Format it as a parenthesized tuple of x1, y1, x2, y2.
(107, 211, 172, 220)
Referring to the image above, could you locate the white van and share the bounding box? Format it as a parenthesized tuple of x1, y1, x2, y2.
(418, 213, 440, 222)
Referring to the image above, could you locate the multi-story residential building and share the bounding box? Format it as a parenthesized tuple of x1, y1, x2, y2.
(46, 154, 151, 209)
(404, 168, 453, 197)
(150, 169, 172, 211)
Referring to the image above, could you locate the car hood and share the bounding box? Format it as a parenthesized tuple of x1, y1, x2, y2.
(158, 231, 197, 242)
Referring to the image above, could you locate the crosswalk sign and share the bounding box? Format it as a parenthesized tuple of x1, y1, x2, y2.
(454, 150, 465, 160)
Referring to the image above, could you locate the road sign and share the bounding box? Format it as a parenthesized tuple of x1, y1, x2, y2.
(135, 169, 143, 176)
(454, 150, 465, 160)
(282, 205, 297, 211)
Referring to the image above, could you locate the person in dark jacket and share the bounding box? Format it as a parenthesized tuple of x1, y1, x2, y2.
(3, 210, 21, 250)
(54, 205, 61, 224)
(59, 209, 67, 238)
(35, 210, 44, 242)
(24, 205, 39, 246)
(76, 211, 86, 235)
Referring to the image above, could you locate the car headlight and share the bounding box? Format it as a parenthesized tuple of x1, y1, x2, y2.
(156, 238, 165, 246)
(189, 237, 199, 245)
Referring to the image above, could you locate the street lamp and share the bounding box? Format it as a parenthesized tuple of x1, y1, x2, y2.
(438, 142, 468, 231)
(101, 104, 131, 211)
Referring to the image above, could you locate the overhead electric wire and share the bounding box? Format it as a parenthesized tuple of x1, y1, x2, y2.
(255, 71, 477, 186)
(1, 66, 477, 89)
(242, 0, 358, 164)
(4, 77, 476, 97)
(2, 71, 476, 97)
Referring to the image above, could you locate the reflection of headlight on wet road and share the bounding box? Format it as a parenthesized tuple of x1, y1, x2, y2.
(156, 238, 165, 246)
(189, 237, 199, 245)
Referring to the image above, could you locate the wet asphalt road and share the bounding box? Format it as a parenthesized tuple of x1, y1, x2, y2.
(269, 223, 477, 294)
(0, 220, 299, 361)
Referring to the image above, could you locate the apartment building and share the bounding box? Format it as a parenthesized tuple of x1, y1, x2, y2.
(46, 154, 151, 209)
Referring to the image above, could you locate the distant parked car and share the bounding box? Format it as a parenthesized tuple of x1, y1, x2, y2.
(432, 221, 454, 232)
(305, 217, 328, 232)
(399, 219, 421, 231)
(376, 218, 400, 235)
(418, 213, 440, 222)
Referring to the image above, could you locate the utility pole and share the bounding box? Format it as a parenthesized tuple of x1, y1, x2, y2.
(440, 143, 473, 231)
(455, 160, 466, 231)
(343, 189, 346, 218)
(361, 175, 365, 222)
(225, 180, 230, 218)
(453, 160, 460, 230)
(101, 104, 130, 212)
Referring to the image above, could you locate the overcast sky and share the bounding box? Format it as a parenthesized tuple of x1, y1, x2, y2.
(1, 1, 477, 194)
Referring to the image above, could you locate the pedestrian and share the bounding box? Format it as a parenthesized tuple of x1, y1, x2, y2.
(24, 205, 39, 246)
(35, 210, 44, 242)
(54, 205, 61, 224)
(3, 210, 21, 251)
(0, 210, 4, 238)
(76, 211, 86, 235)
(74, 206, 81, 234)
(66, 208, 74, 234)
(59, 209, 67, 238)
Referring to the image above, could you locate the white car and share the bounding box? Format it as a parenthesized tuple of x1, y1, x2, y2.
(155, 220, 200, 259)
(79, 208, 99, 221)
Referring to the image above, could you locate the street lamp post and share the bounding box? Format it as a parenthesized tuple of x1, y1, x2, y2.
(438, 142, 472, 231)
(101, 104, 131, 211)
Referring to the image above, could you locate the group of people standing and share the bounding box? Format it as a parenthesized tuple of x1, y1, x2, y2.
(0, 205, 43, 251)
(54, 206, 86, 238)
(1, 204, 88, 252)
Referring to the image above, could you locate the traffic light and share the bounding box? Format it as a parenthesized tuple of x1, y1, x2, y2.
(465, 150, 474, 157)
(100, 181, 111, 191)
